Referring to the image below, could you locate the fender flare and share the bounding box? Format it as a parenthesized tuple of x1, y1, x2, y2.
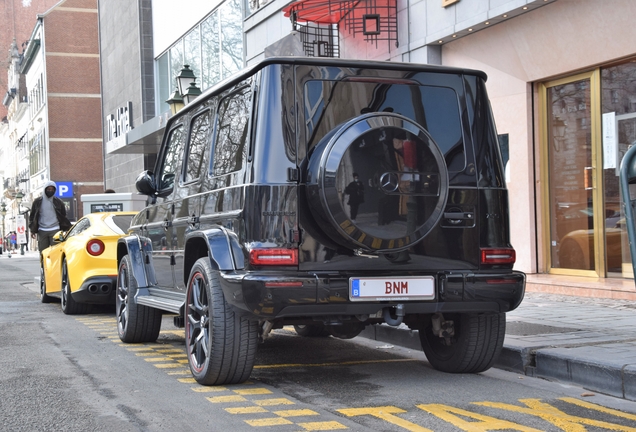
(117, 235, 157, 289)
(183, 227, 244, 282)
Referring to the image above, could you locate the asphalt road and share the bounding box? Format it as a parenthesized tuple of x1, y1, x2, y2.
(2, 256, 636, 431)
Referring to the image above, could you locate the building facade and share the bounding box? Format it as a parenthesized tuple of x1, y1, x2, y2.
(1, 0, 104, 235)
(95, 0, 636, 299)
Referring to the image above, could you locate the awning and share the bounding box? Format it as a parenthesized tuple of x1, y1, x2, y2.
(282, 0, 362, 24)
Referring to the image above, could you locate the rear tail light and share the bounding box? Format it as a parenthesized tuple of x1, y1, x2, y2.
(87, 239, 106, 256)
(480, 248, 515, 265)
(250, 248, 298, 266)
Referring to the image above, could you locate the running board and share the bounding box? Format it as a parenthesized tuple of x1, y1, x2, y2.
(136, 288, 184, 314)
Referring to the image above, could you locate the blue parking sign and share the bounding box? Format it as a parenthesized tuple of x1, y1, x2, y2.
(55, 181, 73, 198)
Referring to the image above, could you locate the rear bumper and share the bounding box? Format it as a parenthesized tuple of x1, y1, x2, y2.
(72, 276, 117, 304)
(219, 270, 526, 319)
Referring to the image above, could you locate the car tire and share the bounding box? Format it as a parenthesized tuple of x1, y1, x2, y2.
(40, 259, 54, 304)
(60, 259, 89, 315)
(419, 312, 505, 373)
(116, 255, 162, 343)
(293, 324, 331, 337)
(327, 322, 366, 339)
(185, 257, 258, 385)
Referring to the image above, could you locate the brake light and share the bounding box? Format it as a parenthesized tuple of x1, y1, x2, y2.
(86, 239, 105, 256)
(480, 248, 515, 265)
(250, 248, 298, 266)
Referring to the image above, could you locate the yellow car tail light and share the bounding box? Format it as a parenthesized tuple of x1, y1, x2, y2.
(87, 239, 105, 256)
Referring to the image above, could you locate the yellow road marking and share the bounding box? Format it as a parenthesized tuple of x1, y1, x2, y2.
(297, 421, 348, 431)
(207, 395, 248, 403)
(274, 409, 319, 417)
(153, 363, 182, 369)
(417, 404, 543, 432)
(254, 359, 416, 369)
(144, 357, 170, 362)
(225, 406, 269, 414)
(253, 398, 295, 406)
(126, 347, 155, 352)
(338, 406, 431, 432)
(475, 399, 636, 431)
(234, 388, 272, 396)
(191, 386, 228, 393)
(177, 378, 197, 384)
(245, 417, 293, 427)
(166, 370, 191, 375)
(560, 397, 636, 422)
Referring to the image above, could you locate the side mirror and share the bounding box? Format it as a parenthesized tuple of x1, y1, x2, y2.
(136, 170, 157, 196)
(52, 231, 64, 243)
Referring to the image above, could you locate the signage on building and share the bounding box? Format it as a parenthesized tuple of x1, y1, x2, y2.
(91, 202, 123, 213)
(105, 102, 132, 153)
(16, 215, 27, 244)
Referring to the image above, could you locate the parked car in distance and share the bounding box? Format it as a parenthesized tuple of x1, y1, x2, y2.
(116, 57, 526, 386)
(40, 211, 137, 314)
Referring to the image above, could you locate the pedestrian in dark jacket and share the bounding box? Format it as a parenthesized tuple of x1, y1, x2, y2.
(29, 181, 72, 252)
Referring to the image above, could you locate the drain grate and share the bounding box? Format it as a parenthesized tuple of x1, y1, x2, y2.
(506, 322, 580, 336)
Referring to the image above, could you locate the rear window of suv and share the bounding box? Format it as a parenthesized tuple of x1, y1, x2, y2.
(304, 80, 465, 171)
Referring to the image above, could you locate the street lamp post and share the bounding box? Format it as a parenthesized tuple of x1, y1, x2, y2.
(0, 201, 8, 257)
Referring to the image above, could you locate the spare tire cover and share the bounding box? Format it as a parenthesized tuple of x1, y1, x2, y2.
(306, 113, 449, 253)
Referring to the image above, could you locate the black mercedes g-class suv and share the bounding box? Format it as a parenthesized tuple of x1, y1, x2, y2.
(116, 57, 525, 385)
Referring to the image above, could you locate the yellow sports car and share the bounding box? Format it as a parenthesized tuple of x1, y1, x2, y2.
(40, 211, 137, 314)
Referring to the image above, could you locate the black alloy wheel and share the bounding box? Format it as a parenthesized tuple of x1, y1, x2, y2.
(116, 255, 162, 343)
(185, 257, 258, 385)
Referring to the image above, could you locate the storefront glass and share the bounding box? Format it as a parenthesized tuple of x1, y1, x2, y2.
(602, 59, 636, 278)
(542, 60, 636, 278)
(546, 76, 595, 271)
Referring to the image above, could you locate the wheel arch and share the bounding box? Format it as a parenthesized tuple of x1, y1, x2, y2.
(184, 227, 244, 287)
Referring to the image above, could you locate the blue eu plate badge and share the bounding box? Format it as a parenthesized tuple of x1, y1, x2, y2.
(351, 279, 360, 297)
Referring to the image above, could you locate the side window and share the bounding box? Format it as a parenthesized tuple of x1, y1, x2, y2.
(211, 88, 251, 176)
(65, 218, 90, 238)
(184, 111, 210, 183)
(158, 125, 184, 193)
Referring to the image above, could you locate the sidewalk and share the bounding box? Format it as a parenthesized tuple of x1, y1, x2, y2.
(360, 292, 636, 402)
(0, 249, 39, 259)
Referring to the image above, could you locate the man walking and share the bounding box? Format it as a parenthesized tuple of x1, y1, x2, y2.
(344, 172, 365, 222)
(29, 181, 72, 252)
